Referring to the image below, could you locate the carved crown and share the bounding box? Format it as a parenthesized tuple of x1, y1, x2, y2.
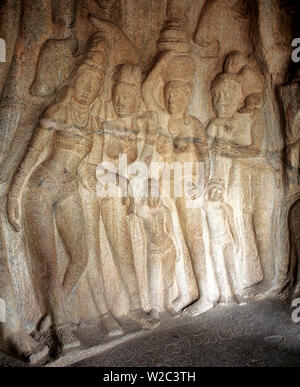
(81, 33, 109, 75)
(113, 64, 142, 90)
(207, 178, 225, 191)
(164, 55, 196, 84)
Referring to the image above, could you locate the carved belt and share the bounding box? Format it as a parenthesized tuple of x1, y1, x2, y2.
(147, 237, 174, 255)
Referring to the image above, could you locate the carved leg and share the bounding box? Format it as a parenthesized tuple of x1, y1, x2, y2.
(55, 193, 88, 298)
(183, 243, 216, 318)
(177, 208, 215, 316)
(229, 165, 263, 291)
(211, 244, 235, 304)
(223, 242, 239, 297)
(82, 191, 123, 336)
(147, 255, 161, 315)
(24, 190, 65, 326)
(252, 171, 278, 292)
(102, 199, 159, 330)
(163, 247, 180, 318)
(102, 198, 141, 309)
(24, 191, 79, 353)
(125, 254, 160, 329)
(0, 229, 48, 363)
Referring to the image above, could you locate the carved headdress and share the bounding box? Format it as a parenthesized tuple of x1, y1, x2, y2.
(74, 32, 108, 80)
(207, 178, 225, 191)
(223, 51, 264, 96)
(113, 64, 142, 92)
(59, 33, 109, 117)
(164, 54, 196, 86)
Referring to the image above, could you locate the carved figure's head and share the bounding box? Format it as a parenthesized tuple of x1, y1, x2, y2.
(164, 80, 192, 117)
(207, 179, 225, 202)
(73, 69, 104, 106)
(70, 34, 108, 106)
(112, 64, 142, 118)
(147, 178, 161, 208)
(211, 73, 243, 118)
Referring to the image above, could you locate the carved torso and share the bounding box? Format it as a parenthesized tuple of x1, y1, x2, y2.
(139, 205, 173, 252)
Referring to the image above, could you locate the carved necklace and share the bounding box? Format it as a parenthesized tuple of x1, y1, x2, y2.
(70, 98, 91, 129)
(168, 117, 184, 137)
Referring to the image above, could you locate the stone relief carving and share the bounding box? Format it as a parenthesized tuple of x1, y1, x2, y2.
(0, 0, 299, 364)
(7, 34, 111, 356)
(207, 53, 284, 297)
(130, 178, 179, 320)
(184, 178, 239, 316)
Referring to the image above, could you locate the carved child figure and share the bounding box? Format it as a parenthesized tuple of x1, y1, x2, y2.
(202, 179, 239, 305)
(185, 179, 239, 315)
(133, 179, 179, 319)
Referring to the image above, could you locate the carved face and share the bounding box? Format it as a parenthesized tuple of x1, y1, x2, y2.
(147, 180, 160, 208)
(212, 79, 243, 118)
(208, 186, 223, 202)
(112, 82, 140, 118)
(73, 73, 103, 105)
(164, 81, 190, 117)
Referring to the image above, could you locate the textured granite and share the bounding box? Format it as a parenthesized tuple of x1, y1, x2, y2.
(1, 298, 300, 367)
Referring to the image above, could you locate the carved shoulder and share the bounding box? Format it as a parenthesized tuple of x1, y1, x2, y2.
(43, 103, 68, 125)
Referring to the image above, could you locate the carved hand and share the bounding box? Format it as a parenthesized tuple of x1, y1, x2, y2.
(174, 138, 188, 153)
(77, 161, 97, 192)
(6, 193, 21, 232)
(156, 134, 170, 154)
(187, 182, 202, 201)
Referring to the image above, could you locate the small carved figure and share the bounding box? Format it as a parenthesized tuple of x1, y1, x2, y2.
(185, 179, 239, 316)
(132, 179, 179, 320)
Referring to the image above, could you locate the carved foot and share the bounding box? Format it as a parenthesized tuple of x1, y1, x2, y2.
(33, 316, 80, 357)
(219, 295, 239, 305)
(183, 299, 214, 317)
(102, 313, 123, 337)
(149, 308, 159, 320)
(53, 323, 81, 352)
(6, 329, 49, 364)
(128, 310, 160, 330)
(242, 285, 283, 300)
(241, 286, 261, 299)
(166, 306, 182, 319)
(253, 286, 287, 301)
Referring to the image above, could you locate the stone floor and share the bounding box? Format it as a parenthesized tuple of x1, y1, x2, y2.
(1, 298, 300, 367)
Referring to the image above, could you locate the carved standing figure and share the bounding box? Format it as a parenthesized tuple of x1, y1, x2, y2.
(207, 67, 280, 295)
(186, 179, 239, 315)
(6, 36, 108, 351)
(132, 179, 179, 320)
(143, 51, 208, 313)
(99, 64, 159, 329)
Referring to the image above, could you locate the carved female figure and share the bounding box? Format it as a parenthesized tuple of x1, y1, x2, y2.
(207, 71, 280, 295)
(92, 64, 159, 329)
(143, 52, 208, 313)
(6, 40, 108, 350)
